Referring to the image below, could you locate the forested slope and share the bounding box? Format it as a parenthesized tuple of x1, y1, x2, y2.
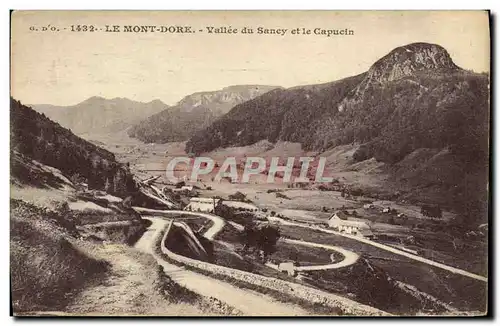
(11, 98, 136, 196)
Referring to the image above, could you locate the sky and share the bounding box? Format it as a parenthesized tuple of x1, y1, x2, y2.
(11, 10, 490, 106)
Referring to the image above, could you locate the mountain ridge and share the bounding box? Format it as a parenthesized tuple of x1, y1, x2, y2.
(127, 84, 280, 143)
(31, 97, 169, 135)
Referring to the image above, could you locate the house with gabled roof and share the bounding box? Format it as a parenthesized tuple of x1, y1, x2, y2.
(328, 211, 372, 237)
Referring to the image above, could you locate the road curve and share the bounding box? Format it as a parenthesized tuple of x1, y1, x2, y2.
(227, 220, 359, 271)
(268, 216, 488, 282)
(136, 216, 309, 316)
(132, 206, 225, 240)
(135, 184, 357, 272)
(281, 238, 360, 271)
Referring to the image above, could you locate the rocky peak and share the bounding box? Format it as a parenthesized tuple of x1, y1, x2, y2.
(338, 43, 460, 112)
(368, 42, 459, 83)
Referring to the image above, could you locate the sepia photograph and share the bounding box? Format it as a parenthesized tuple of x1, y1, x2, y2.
(9, 10, 490, 317)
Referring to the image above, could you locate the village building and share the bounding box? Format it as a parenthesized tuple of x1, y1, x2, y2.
(223, 200, 259, 211)
(328, 211, 372, 237)
(172, 185, 196, 196)
(184, 197, 222, 213)
(278, 261, 297, 276)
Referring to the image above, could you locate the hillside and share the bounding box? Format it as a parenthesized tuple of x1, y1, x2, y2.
(10, 98, 136, 197)
(31, 97, 168, 135)
(128, 85, 280, 143)
(186, 43, 489, 221)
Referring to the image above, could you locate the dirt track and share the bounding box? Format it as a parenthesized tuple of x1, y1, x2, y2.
(132, 207, 225, 240)
(64, 243, 208, 316)
(227, 218, 360, 271)
(282, 238, 360, 271)
(268, 216, 488, 282)
(137, 216, 309, 316)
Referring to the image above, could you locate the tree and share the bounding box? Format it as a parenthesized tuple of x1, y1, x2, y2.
(256, 225, 281, 261)
(122, 196, 132, 208)
(228, 191, 247, 202)
(241, 223, 258, 254)
(240, 223, 280, 262)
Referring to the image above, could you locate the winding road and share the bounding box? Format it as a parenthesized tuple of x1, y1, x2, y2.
(132, 206, 225, 240)
(227, 216, 359, 271)
(132, 185, 392, 315)
(135, 216, 308, 316)
(282, 238, 359, 271)
(267, 216, 488, 282)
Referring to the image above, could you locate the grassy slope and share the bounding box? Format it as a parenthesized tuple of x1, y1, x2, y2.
(10, 199, 109, 313)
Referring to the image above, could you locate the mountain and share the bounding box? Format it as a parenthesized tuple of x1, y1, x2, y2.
(31, 97, 168, 135)
(127, 85, 280, 143)
(337, 42, 460, 112)
(11, 98, 137, 196)
(186, 43, 489, 221)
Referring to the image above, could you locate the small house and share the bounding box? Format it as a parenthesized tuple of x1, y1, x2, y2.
(328, 211, 371, 237)
(184, 197, 222, 213)
(278, 261, 297, 276)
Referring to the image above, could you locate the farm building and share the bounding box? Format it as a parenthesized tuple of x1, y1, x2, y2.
(184, 197, 222, 213)
(172, 185, 195, 194)
(278, 261, 297, 276)
(223, 200, 258, 211)
(328, 211, 372, 237)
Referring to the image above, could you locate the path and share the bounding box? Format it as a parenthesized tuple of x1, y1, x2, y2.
(268, 216, 488, 282)
(65, 242, 207, 316)
(138, 216, 309, 316)
(227, 219, 359, 271)
(133, 206, 225, 240)
(282, 238, 360, 271)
